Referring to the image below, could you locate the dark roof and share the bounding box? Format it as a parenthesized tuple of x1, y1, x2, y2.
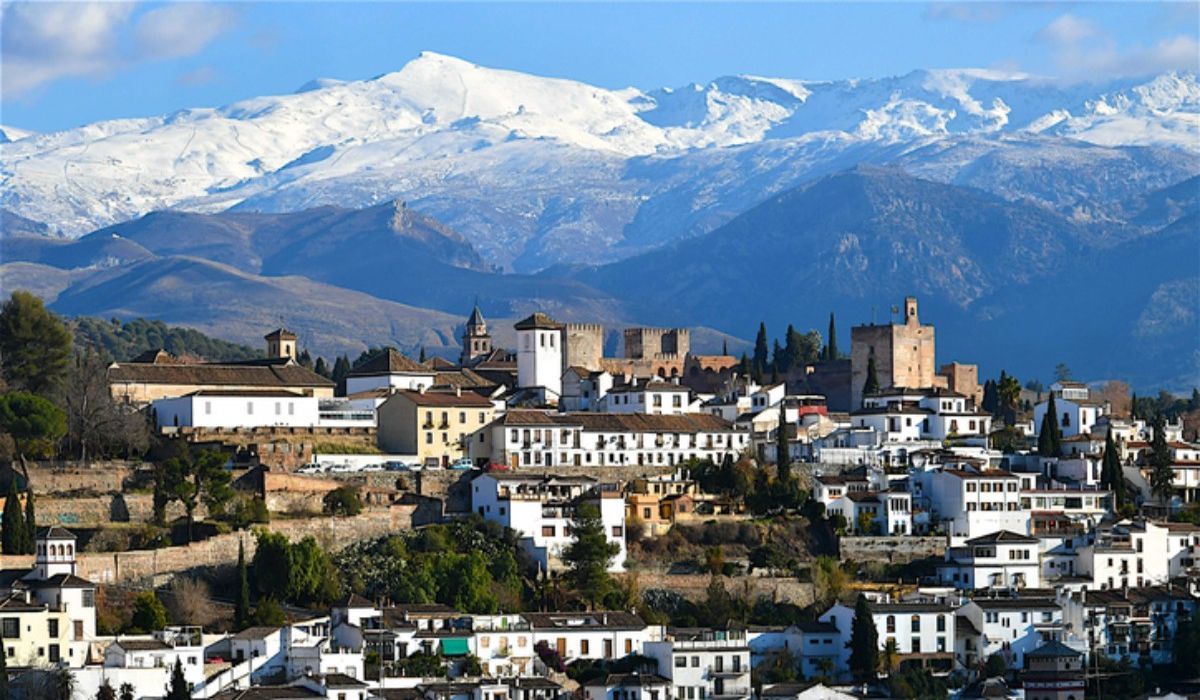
(183, 389, 306, 397)
(108, 363, 332, 388)
(209, 689, 323, 700)
(970, 596, 1060, 611)
(336, 592, 374, 608)
(760, 682, 825, 698)
(595, 673, 671, 688)
(466, 305, 487, 330)
(37, 526, 75, 540)
(608, 382, 690, 393)
(112, 639, 171, 651)
(514, 312, 564, 330)
(0, 595, 46, 612)
(793, 620, 838, 634)
(387, 389, 494, 408)
(232, 626, 282, 640)
(523, 611, 645, 630)
(347, 348, 430, 377)
(32, 573, 94, 589)
(868, 601, 955, 614)
(322, 673, 367, 688)
(1026, 640, 1083, 659)
(965, 530, 1038, 545)
(265, 328, 297, 340)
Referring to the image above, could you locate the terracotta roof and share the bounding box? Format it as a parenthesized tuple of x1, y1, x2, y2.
(433, 368, 496, 389)
(943, 469, 1017, 480)
(609, 382, 690, 393)
(347, 348, 430, 377)
(231, 626, 282, 640)
(386, 389, 494, 408)
(108, 363, 332, 388)
(514, 312, 564, 330)
(112, 639, 172, 651)
(1026, 640, 1082, 658)
(596, 674, 671, 688)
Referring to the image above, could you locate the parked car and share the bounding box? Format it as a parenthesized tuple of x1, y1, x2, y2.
(449, 458, 475, 470)
(361, 463, 385, 472)
(296, 464, 323, 475)
(385, 461, 418, 472)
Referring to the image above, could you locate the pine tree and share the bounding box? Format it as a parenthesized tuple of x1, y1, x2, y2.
(166, 658, 190, 700)
(235, 539, 251, 631)
(862, 357, 880, 403)
(848, 594, 879, 682)
(1102, 428, 1125, 512)
(825, 312, 838, 360)
(753, 323, 770, 379)
(314, 357, 330, 378)
(2, 478, 25, 555)
(1038, 394, 1062, 457)
(22, 485, 36, 554)
(1149, 413, 1175, 508)
(981, 380, 999, 415)
(772, 339, 785, 375)
(562, 503, 620, 610)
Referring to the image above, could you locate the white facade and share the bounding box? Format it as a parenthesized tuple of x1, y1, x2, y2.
(644, 630, 752, 700)
(1034, 397, 1106, 440)
(517, 319, 564, 397)
(919, 468, 1030, 541)
(153, 392, 320, 429)
(344, 371, 435, 397)
(600, 382, 691, 416)
(470, 411, 749, 470)
(472, 474, 627, 572)
(938, 531, 1041, 589)
(820, 598, 957, 677)
(957, 597, 1064, 669)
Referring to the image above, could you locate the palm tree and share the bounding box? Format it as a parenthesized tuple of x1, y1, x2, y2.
(42, 666, 76, 700)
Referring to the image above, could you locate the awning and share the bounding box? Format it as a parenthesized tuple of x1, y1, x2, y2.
(440, 638, 470, 657)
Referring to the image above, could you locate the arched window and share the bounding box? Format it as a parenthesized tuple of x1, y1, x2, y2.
(66, 544, 73, 556)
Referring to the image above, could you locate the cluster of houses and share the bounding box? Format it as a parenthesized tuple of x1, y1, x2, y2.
(67, 296, 1200, 697)
(2, 526, 1196, 699)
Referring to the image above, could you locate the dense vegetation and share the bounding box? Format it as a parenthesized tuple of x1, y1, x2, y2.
(72, 316, 261, 362)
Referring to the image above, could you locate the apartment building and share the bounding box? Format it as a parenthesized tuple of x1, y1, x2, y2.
(644, 629, 752, 700)
(378, 388, 496, 466)
(938, 531, 1041, 589)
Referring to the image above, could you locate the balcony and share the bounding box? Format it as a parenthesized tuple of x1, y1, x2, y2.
(708, 666, 747, 678)
(710, 687, 751, 699)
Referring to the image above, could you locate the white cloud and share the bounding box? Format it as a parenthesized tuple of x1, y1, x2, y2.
(0, 2, 135, 98)
(1034, 13, 1199, 81)
(135, 3, 236, 61)
(0, 1, 236, 100)
(1035, 14, 1097, 45)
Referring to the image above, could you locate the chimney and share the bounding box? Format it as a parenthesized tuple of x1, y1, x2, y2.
(455, 386, 462, 397)
(419, 384, 427, 395)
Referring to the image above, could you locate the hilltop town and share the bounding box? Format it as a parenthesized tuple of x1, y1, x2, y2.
(0, 290, 1198, 700)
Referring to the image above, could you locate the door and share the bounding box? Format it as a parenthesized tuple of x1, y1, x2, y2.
(556, 638, 566, 657)
(604, 639, 613, 658)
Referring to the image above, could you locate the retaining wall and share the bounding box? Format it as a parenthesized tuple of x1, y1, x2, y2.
(839, 536, 945, 564)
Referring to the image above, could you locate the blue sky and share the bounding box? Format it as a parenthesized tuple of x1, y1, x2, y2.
(2, 1, 1198, 133)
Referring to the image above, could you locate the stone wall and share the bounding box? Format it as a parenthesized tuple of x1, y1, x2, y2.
(6, 507, 416, 586)
(35, 494, 197, 527)
(633, 572, 814, 608)
(839, 536, 945, 564)
(23, 463, 136, 495)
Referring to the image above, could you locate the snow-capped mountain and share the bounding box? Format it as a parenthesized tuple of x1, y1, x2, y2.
(2, 52, 1198, 270)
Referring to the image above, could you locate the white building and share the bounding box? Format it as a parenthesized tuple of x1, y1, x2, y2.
(938, 531, 1041, 589)
(469, 410, 749, 470)
(153, 390, 321, 429)
(820, 597, 958, 677)
(824, 490, 912, 535)
(919, 468, 1030, 541)
(585, 673, 673, 700)
(561, 367, 614, 412)
(471, 473, 627, 572)
(1033, 382, 1109, 440)
(344, 348, 436, 396)
(516, 313, 565, 399)
(600, 381, 692, 416)
(644, 629, 752, 700)
(957, 595, 1065, 670)
(1074, 520, 1199, 589)
(527, 611, 657, 663)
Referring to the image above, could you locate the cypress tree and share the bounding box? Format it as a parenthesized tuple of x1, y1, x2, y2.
(2, 479, 25, 555)
(848, 594, 879, 682)
(776, 408, 792, 482)
(166, 658, 190, 700)
(722, 339, 728, 357)
(1102, 428, 1125, 512)
(1130, 392, 1139, 420)
(752, 323, 770, 379)
(235, 539, 251, 631)
(1037, 394, 1062, 458)
(862, 357, 880, 402)
(825, 313, 838, 360)
(314, 357, 330, 378)
(1149, 413, 1175, 507)
(22, 485, 36, 554)
(419, 346, 427, 364)
(772, 339, 785, 374)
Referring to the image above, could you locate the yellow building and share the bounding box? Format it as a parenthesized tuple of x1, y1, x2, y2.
(377, 388, 496, 466)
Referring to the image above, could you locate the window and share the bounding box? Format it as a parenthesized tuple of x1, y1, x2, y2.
(48, 619, 58, 637)
(275, 401, 282, 416)
(581, 640, 590, 655)
(426, 433, 433, 444)
(247, 402, 254, 415)
(675, 656, 687, 668)
(542, 526, 556, 537)
(937, 616, 945, 632)
(887, 616, 895, 633)
(691, 656, 700, 667)
(204, 401, 211, 415)
(612, 526, 623, 538)
(1, 618, 18, 638)
(288, 403, 294, 416)
(911, 615, 920, 633)
(74, 620, 83, 639)
(48, 644, 60, 663)
(460, 412, 467, 424)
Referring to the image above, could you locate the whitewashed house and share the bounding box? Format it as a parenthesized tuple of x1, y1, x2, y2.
(937, 531, 1041, 589)
(344, 348, 436, 396)
(644, 629, 752, 700)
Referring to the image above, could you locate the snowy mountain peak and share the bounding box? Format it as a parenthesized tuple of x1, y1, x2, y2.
(2, 52, 1197, 240)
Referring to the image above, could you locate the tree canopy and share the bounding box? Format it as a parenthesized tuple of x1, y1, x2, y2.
(563, 503, 621, 610)
(0, 291, 72, 395)
(848, 594, 878, 682)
